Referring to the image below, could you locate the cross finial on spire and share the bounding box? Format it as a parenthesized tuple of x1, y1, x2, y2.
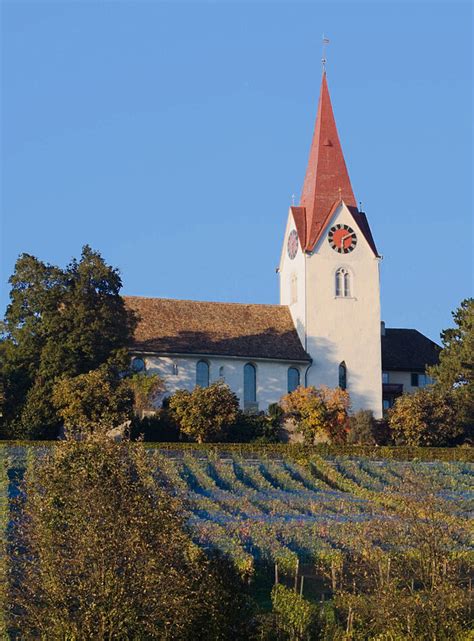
(322, 35, 330, 72)
(291, 193, 296, 205)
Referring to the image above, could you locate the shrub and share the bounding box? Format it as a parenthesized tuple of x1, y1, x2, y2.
(130, 410, 180, 442)
(280, 386, 350, 444)
(169, 382, 240, 443)
(8, 434, 253, 639)
(388, 387, 463, 446)
(347, 410, 377, 445)
(230, 404, 283, 443)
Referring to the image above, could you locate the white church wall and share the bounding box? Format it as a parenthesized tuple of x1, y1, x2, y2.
(140, 354, 306, 411)
(279, 209, 306, 346)
(305, 203, 383, 418)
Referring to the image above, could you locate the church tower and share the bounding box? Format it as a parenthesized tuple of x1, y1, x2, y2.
(279, 71, 383, 418)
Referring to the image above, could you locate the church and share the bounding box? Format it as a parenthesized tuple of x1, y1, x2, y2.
(124, 71, 439, 418)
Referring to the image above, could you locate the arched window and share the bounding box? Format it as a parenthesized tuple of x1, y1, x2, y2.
(290, 273, 298, 304)
(243, 363, 256, 405)
(218, 365, 225, 381)
(335, 269, 351, 297)
(287, 367, 300, 393)
(171, 361, 179, 376)
(339, 361, 347, 390)
(196, 360, 209, 387)
(344, 271, 351, 297)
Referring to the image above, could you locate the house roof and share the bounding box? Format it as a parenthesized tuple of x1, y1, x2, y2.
(297, 72, 378, 256)
(382, 329, 441, 372)
(124, 296, 311, 362)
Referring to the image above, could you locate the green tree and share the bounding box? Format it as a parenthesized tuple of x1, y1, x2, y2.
(52, 362, 134, 436)
(428, 298, 473, 439)
(388, 387, 462, 446)
(8, 434, 253, 640)
(0, 246, 136, 438)
(169, 382, 240, 443)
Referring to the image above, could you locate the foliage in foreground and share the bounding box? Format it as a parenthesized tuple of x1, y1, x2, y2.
(2, 444, 473, 639)
(8, 435, 253, 640)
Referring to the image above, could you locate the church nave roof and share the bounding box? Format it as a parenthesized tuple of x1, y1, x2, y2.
(124, 296, 311, 362)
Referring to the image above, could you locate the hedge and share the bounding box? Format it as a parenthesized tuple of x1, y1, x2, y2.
(0, 441, 472, 462)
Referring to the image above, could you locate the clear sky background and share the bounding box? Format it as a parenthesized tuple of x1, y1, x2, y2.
(1, 1, 472, 342)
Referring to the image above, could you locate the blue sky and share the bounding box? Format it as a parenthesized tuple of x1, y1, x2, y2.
(1, 1, 472, 342)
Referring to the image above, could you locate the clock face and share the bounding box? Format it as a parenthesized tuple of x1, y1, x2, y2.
(287, 230, 299, 260)
(328, 224, 357, 254)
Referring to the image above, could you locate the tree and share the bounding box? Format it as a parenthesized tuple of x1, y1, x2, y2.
(388, 387, 462, 446)
(8, 434, 254, 639)
(280, 386, 350, 444)
(169, 382, 240, 443)
(0, 246, 136, 438)
(428, 298, 473, 438)
(52, 362, 133, 436)
(127, 372, 165, 419)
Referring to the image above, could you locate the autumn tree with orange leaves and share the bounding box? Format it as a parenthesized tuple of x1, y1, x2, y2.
(280, 385, 350, 444)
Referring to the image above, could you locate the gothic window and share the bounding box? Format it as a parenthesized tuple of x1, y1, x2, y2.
(219, 366, 225, 381)
(287, 367, 300, 393)
(243, 363, 257, 405)
(290, 274, 298, 304)
(335, 268, 351, 297)
(344, 271, 351, 297)
(339, 361, 347, 390)
(171, 362, 179, 376)
(196, 360, 210, 388)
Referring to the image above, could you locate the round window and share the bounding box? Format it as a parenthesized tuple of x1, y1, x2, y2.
(131, 357, 146, 372)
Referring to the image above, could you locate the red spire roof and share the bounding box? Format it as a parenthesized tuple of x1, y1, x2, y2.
(299, 72, 358, 251)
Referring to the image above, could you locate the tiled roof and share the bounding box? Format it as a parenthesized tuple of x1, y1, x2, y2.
(382, 329, 440, 372)
(300, 72, 356, 250)
(124, 296, 311, 362)
(298, 72, 378, 256)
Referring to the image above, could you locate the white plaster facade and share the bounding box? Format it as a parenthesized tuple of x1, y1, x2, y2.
(137, 353, 309, 412)
(279, 202, 383, 418)
(279, 213, 307, 345)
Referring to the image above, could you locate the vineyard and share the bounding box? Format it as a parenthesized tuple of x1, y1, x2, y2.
(2, 445, 472, 584)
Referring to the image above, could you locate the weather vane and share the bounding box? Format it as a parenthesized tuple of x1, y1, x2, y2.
(322, 34, 330, 71)
(291, 193, 296, 206)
